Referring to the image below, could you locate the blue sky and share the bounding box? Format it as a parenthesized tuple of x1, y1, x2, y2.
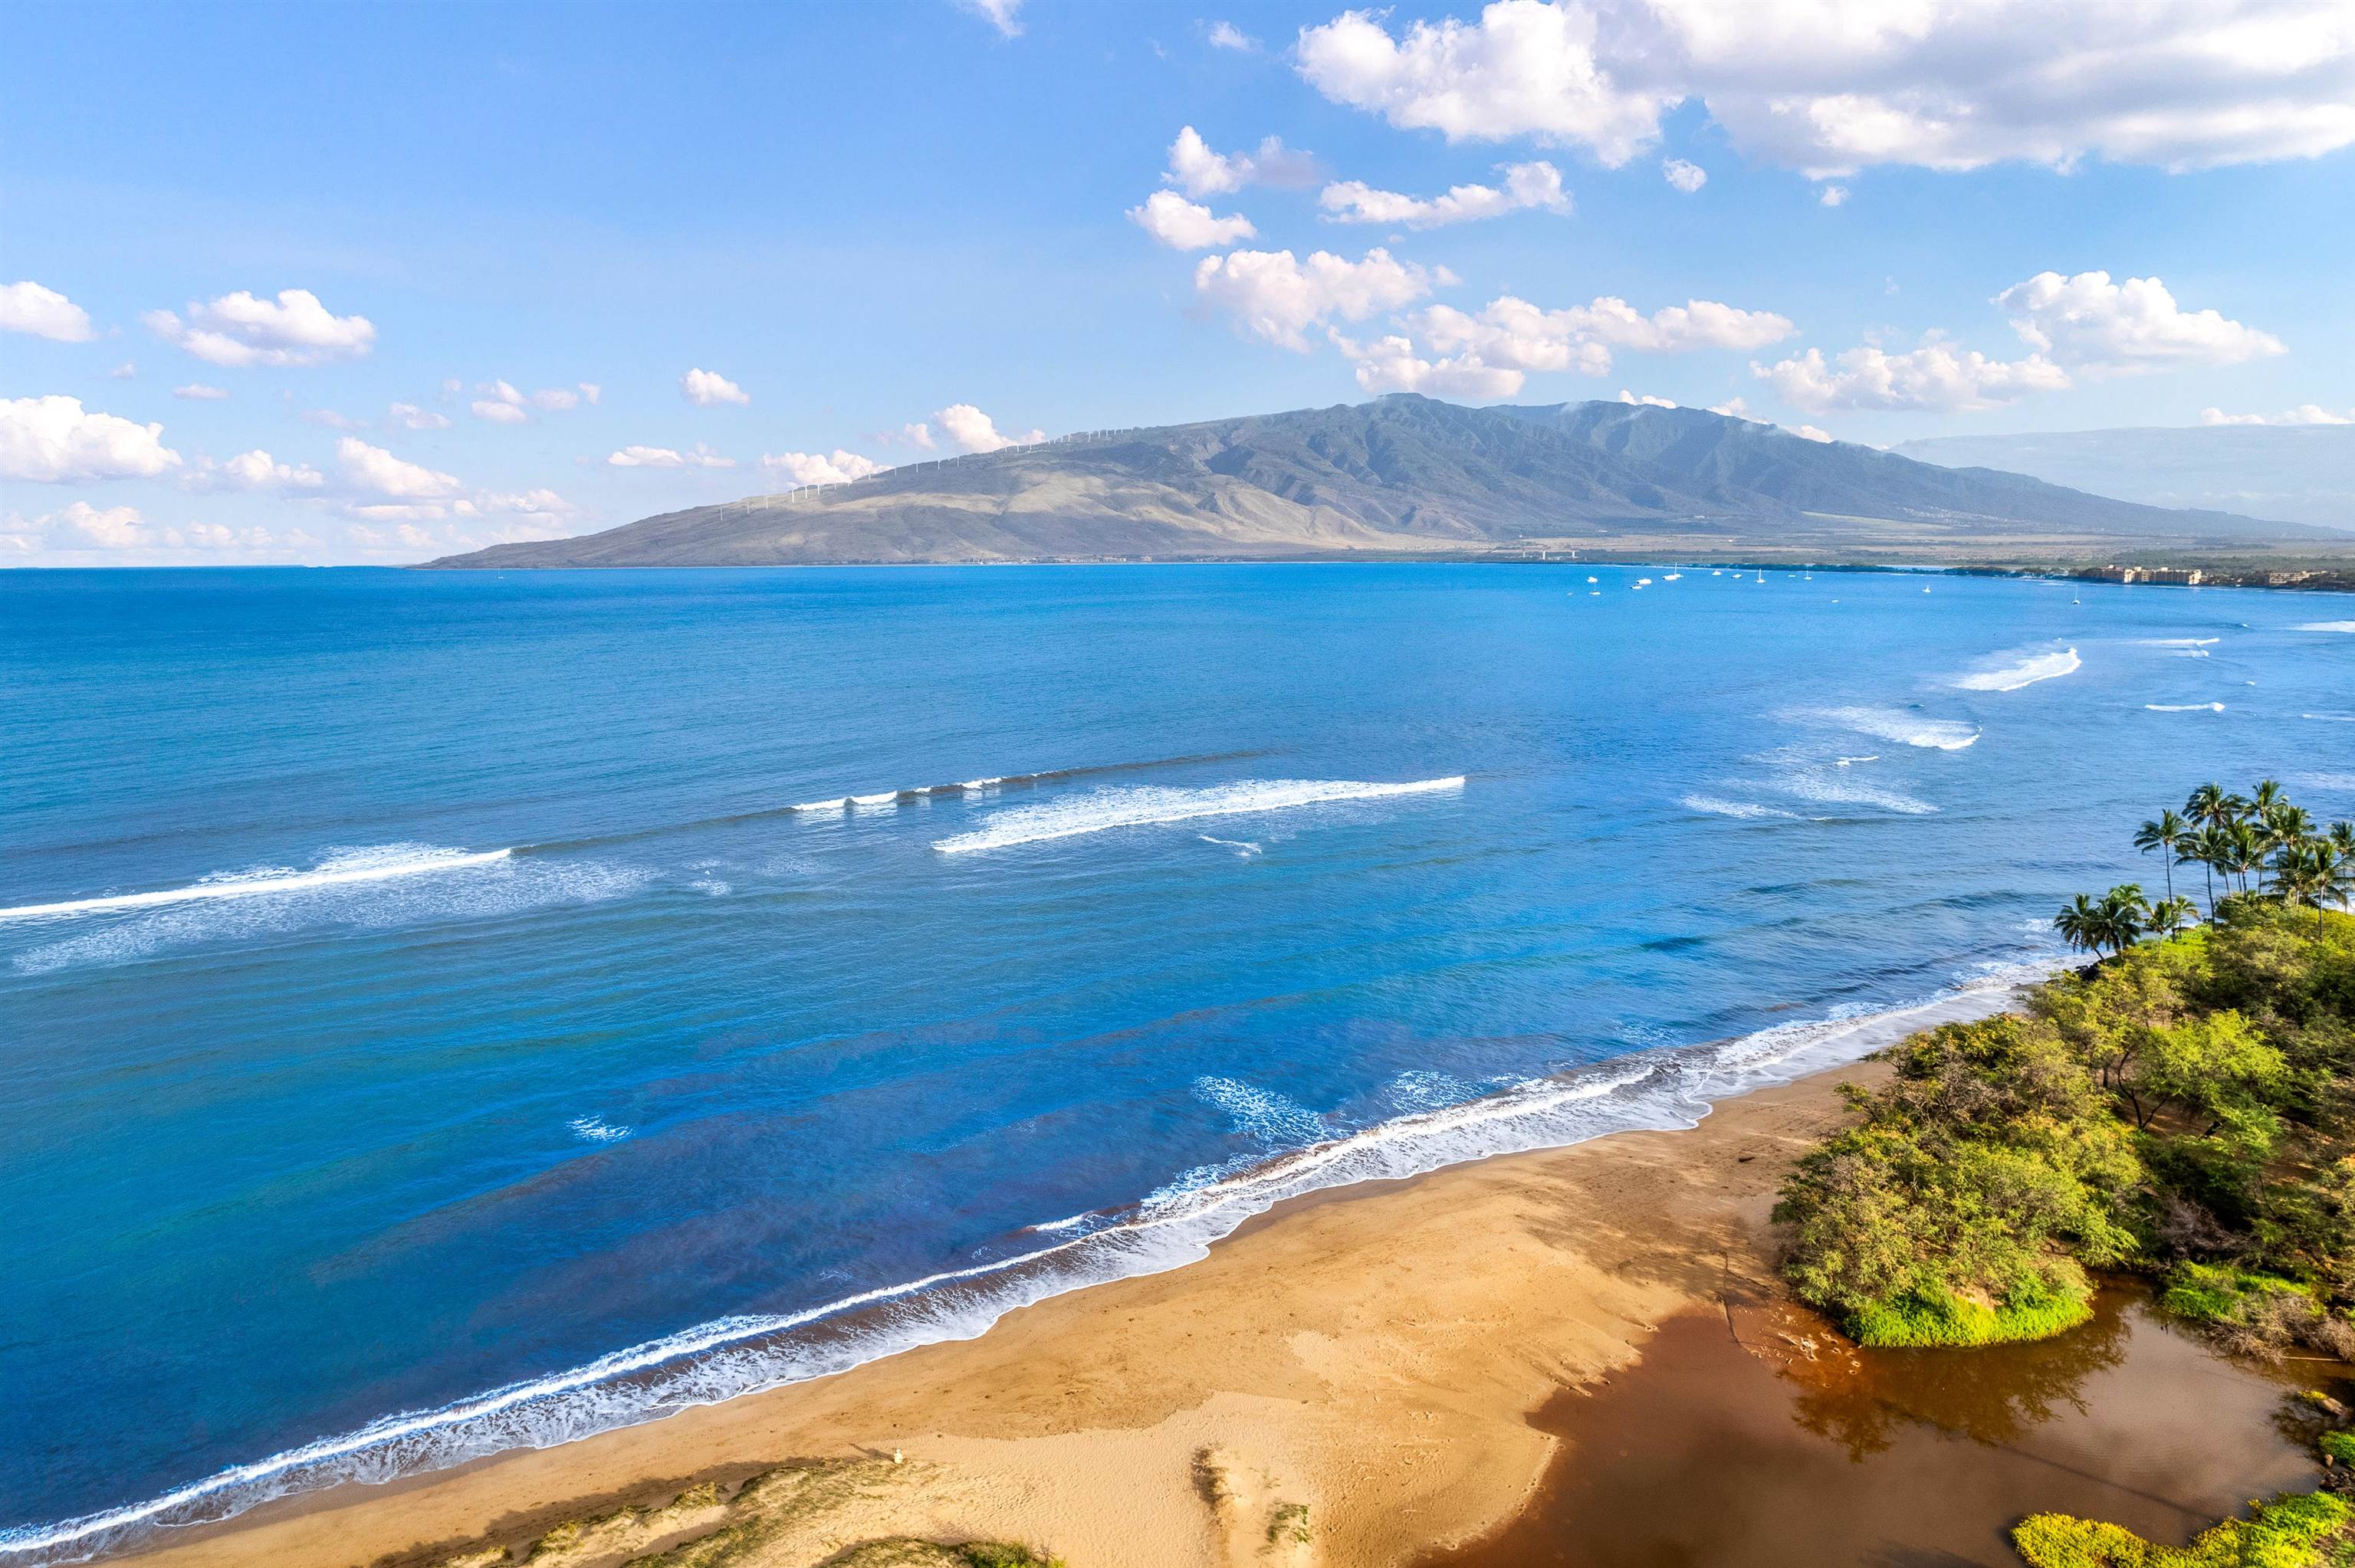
(4, 0, 2351, 563)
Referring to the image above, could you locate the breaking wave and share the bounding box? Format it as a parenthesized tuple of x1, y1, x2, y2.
(933, 777, 1465, 855)
(0, 845, 512, 925)
(0, 964, 2061, 1565)
(1952, 645, 2081, 692)
(2296, 622, 2355, 634)
(1680, 795, 1796, 820)
(2145, 703, 2225, 713)
(1815, 706, 1981, 750)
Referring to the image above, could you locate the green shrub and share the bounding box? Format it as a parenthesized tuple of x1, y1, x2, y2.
(1852, 1283, 2094, 1348)
(2011, 1488, 2350, 1566)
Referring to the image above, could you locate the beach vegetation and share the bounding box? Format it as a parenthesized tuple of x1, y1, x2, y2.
(2010, 1489, 2351, 1566)
(1779, 780, 2355, 1356)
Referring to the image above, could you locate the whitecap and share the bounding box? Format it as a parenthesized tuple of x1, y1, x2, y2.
(1198, 835, 1263, 857)
(0, 845, 512, 925)
(1680, 794, 1797, 820)
(1951, 645, 2081, 692)
(2143, 703, 2225, 713)
(1813, 706, 1980, 750)
(934, 776, 1463, 855)
(569, 1117, 632, 1144)
(2296, 622, 2355, 633)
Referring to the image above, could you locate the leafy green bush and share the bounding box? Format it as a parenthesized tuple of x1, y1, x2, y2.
(2011, 1489, 2350, 1566)
(1779, 899, 2355, 1356)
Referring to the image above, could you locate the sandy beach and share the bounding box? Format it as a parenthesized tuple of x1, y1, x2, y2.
(120, 1031, 2320, 1568)
(123, 1055, 1884, 1568)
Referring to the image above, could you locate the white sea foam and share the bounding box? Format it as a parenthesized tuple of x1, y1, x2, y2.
(849, 792, 900, 809)
(2293, 773, 2355, 793)
(0, 845, 512, 924)
(1952, 645, 2081, 691)
(569, 1117, 632, 1144)
(1835, 756, 1880, 767)
(1680, 795, 1796, 820)
(2137, 638, 2219, 647)
(787, 798, 851, 812)
(1772, 769, 1937, 816)
(11, 856, 646, 976)
(1815, 706, 1980, 750)
(2303, 713, 2355, 723)
(1194, 1076, 1329, 1145)
(2144, 703, 2225, 713)
(933, 777, 1464, 855)
(0, 963, 2065, 1566)
(2297, 622, 2355, 633)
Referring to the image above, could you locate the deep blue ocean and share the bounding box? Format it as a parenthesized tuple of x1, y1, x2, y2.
(3, 564, 2351, 1558)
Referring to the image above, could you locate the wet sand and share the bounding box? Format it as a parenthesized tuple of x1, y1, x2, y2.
(1428, 1291, 2321, 1568)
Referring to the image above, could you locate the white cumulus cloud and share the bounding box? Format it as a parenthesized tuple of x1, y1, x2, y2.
(1208, 20, 1256, 51)
(1164, 126, 1322, 198)
(187, 449, 325, 492)
(1818, 185, 1850, 207)
(1995, 270, 2284, 373)
(1661, 157, 1706, 192)
(1618, 389, 1676, 407)
(934, 404, 1044, 454)
(762, 449, 888, 485)
(681, 367, 751, 407)
(2200, 403, 2353, 425)
(337, 437, 462, 498)
(1128, 190, 1258, 249)
(387, 402, 452, 430)
(1193, 247, 1449, 351)
(173, 383, 230, 401)
(1296, 1, 1670, 166)
(1, 395, 182, 482)
(1754, 343, 2071, 413)
(1319, 160, 1570, 228)
(607, 443, 736, 468)
(143, 287, 375, 368)
(1332, 331, 1529, 398)
(1, 280, 96, 341)
(1295, 0, 2355, 175)
(961, 0, 1023, 37)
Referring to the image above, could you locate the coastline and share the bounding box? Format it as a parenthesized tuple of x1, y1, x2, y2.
(106, 979, 2048, 1568)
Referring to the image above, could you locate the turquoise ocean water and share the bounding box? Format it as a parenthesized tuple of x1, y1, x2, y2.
(2, 564, 2350, 1558)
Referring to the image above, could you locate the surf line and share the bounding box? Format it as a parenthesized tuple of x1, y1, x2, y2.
(0, 849, 514, 924)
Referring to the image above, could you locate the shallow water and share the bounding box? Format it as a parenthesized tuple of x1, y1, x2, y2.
(1434, 1291, 2322, 1567)
(2, 564, 2350, 1557)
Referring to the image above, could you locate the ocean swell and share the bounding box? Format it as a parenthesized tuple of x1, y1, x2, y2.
(0, 963, 2063, 1565)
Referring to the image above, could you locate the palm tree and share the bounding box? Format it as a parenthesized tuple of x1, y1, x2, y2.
(2054, 894, 2107, 958)
(2253, 779, 2286, 816)
(2184, 822, 2225, 916)
(2149, 894, 2199, 936)
(2227, 820, 2267, 894)
(2256, 803, 2313, 893)
(2274, 841, 2334, 910)
(2134, 809, 2189, 900)
(2098, 884, 2150, 953)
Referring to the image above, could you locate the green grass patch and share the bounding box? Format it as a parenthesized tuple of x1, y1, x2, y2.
(1852, 1286, 2094, 1348)
(2162, 1262, 2314, 1324)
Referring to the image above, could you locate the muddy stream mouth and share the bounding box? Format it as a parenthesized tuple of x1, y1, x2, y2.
(1427, 1287, 2328, 1568)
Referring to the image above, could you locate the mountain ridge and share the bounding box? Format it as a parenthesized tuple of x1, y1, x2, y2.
(424, 396, 2334, 569)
